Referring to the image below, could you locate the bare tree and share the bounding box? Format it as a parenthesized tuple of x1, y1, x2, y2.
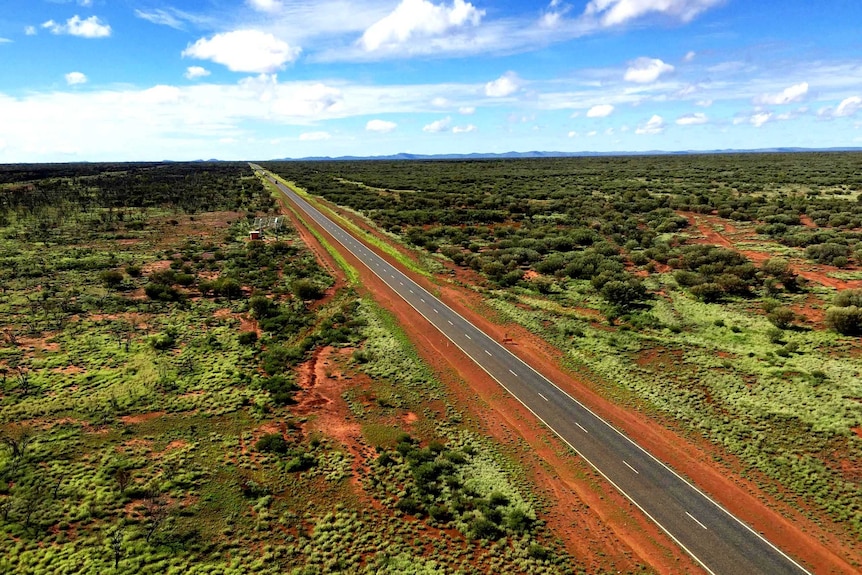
(143, 491, 169, 543)
(0, 424, 34, 459)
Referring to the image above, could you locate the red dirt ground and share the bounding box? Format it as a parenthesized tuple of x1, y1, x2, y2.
(682, 211, 862, 292)
(284, 195, 860, 574)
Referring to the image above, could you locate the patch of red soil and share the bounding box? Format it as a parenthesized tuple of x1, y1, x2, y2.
(681, 211, 862, 292)
(291, 346, 380, 497)
(800, 215, 818, 229)
(120, 411, 166, 425)
(53, 365, 85, 375)
(403, 412, 418, 424)
(142, 260, 172, 274)
(287, 195, 860, 574)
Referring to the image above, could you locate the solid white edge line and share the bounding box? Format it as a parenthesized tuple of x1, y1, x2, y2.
(269, 171, 811, 575)
(623, 460, 640, 475)
(687, 512, 709, 530)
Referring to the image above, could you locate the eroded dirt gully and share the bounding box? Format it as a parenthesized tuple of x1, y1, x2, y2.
(279, 192, 859, 574)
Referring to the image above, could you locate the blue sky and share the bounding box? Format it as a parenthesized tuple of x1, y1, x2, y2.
(1, 0, 861, 161)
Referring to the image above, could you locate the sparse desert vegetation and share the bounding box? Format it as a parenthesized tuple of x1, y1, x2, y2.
(265, 153, 862, 552)
(0, 162, 601, 574)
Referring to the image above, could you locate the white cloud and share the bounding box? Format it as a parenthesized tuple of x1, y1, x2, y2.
(835, 96, 862, 117)
(24, 26, 37, 36)
(299, 131, 331, 141)
(583, 0, 723, 27)
(78, 0, 93, 6)
(0, 38, 11, 44)
(695, 99, 713, 107)
(452, 124, 476, 133)
(750, 112, 772, 127)
(248, 0, 283, 13)
(459, 106, 475, 115)
(754, 82, 808, 105)
(42, 15, 111, 38)
(366, 119, 397, 133)
(635, 114, 665, 135)
(683, 50, 696, 62)
(818, 96, 862, 120)
(586, 104, 614, 117)
(65, 72, 87, 85)
(183, 30, 300, 73)
(135, 9, 185, 30)
(675, 112, 707, 125)
(735, 111, 772, 127)
(423, 116, 452, 132)
(359, 0, 484, 52)
(567, 130, 578, 137)
(185, 66, 211, 80)
(485, 72, 520, 97)
(587, 130, 597, 136)
(624, 57, 674, 83)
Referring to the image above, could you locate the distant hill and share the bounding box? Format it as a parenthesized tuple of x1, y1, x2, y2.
(269, 147, 862, 162)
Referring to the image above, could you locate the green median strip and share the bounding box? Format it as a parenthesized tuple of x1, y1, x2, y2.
(265, 170, 433, 280)
(258, 173, 361, 285)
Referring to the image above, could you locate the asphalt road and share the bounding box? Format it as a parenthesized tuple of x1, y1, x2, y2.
(257, 166, 812, 575)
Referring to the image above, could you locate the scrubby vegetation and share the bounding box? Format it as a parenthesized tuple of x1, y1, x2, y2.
(266, 153, 862, 541)
(0, 163, 593, 574)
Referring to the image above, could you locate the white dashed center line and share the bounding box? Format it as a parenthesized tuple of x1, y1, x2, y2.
(484, 349, 492, 356)
(686, 512, 708, 530)
(538, 392, 549, 402)
(575, 422, 589, 433)
(623, 460, 639, 474)
(509, 369, 518, 377)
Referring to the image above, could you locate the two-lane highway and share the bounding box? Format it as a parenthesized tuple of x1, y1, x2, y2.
(258, 166, 812, 575)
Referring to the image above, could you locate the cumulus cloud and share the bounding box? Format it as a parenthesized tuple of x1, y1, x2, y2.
(25, 26, 37, 36)
(185, 66, 211, 80)
(452, 124, 476, 133)
(65, 72, 87, 85)
(635, 114, 665, 134)
(299, 131, 331, 141)
(818, 96, 862, 119)
(675, 112, 707, 125)
(683, 50, 696, 62)
(586, 104, 614, 117)
(248, 0, 283, 13)
(567, 130, 578, 137)
(583, 0, 723, 27)
(366, 119, 397, 133)
(423, 116, 452, 132)
(183, 30, 300, 73)
(42, 15, 111, 38)
(359, 0, 483, 52)
(734, 112, 772, 127)
(754, 82, 808, 105)
(459, 106, 475, 115)
(624, 57, 674, 83)
(835, 96, 862, 117)
(485, 72, 520, 97)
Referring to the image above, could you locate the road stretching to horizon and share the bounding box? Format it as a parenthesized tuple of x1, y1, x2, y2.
(253, 164, 812, 575)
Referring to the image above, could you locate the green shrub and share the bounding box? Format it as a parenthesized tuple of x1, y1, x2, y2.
(256, 433, 288, 454)
(825, 306, 862, 335)
(292, 279, 325, 300)
(100, 269, 125, 288)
